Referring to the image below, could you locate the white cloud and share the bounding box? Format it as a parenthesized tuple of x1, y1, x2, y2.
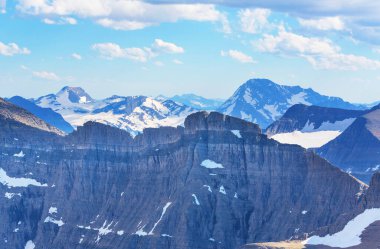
(71, 53, 82, 60)
(0, 0, 5, 13)
(16, 0, 230, 33)
(238, 8, 271, 34)
(0, 42, 30, 56)
(92, 39, 184, 62)
(92, 43, 153, 62)
(152, 39, 184, 54)
(173, 59, 183, 64)
(32, 71, 60, 81)
(221, 50, 255, 63)
(298, 17, 345, 31)
(97, 18, 154, 30)
(43, 17, 77, 25)
(256, 27, 380, 70)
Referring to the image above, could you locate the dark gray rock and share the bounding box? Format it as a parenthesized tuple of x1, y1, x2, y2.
(0, 110, 377, 249)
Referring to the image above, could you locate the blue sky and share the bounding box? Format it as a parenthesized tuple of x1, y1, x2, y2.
(1, 0, 380, 103)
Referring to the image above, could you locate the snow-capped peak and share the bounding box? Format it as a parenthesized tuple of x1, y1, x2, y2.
(56, 86, 94, 104)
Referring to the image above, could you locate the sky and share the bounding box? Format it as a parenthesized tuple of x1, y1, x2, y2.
(1, 0, 380, 103)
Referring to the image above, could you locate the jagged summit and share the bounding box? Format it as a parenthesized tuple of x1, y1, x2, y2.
(56, 86, 94, 104)
(218, 78, 363, 129)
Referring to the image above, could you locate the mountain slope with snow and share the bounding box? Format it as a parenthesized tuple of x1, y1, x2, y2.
(266, 104, 366, 148)
(318, 104, 380, 183)
(218, 79, 364, 129)
(33, 87, 195, 135)
(169, 94, 224, 110)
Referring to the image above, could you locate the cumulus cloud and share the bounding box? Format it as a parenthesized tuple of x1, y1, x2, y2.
(92, 39, 184, 62)
(32, 71, 60, 81)
(298, 17, 345, 31)
(0, 42, 30, 56)
(238, 8, 271, 34)
(92, 43, 154, 62)
(146, 0, 380, 44)
(16, 0, 231, 33)
(71, 53, 82, 60)
(256, 27, 380, 70)
(221, 50, 255, 63)
(152, 39, 184, 54)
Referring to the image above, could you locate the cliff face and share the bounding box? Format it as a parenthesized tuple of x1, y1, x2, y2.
(317, 111, 380, 183)
(0, 111, 374, 249)
(266, 104, 364, 136)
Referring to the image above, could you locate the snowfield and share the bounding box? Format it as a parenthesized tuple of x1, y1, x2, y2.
(270, 131, 341, 149)
(0, 168, 48, 187)
(305, 208, 380, 247)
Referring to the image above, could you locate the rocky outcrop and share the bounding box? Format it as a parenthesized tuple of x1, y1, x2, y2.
(0, 98, 64, 136)
(7, 96, 74, 134)
(266, 104, 365, 136)
(0, 110, 377, 249)
(317, 106, 380, 183)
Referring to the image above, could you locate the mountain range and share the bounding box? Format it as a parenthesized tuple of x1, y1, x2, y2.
(218, 79, 364, 129)
(8, 78, 370, 137)
(1, 98, 380, 249)
(32, 86, 195, 136)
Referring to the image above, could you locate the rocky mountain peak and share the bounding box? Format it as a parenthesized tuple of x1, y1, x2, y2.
(56, 86, 94, 104)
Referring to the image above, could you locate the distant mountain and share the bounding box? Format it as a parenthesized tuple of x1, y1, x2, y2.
(0, 97, 63, 135)
(169, 94, 225, 110)
(218, 78, 364, 129)
(33, 86, 195, 135)
(7, 96, 74, 134)
(266, 104, 366, 148)
(317, 105, 380, 183)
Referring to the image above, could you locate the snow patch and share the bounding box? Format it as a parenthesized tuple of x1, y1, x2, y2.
(302, 210, 308, 215)
(13, 151, 25, 158)
(270, 131, 341, 149)
(44, 216, 64, 226)
(24, 240, 35, 249)
(0, 168, 48, 187)
(287, 92, 311, 106)
(201, 159, 224, 169)
(219, 186, 226, 195)
(192, 194, 200, 205)
(305, 208, 380, 248)
(149, 202, 172, 235)
(203, 185, 212, 192)
(4, 192, 21, 199)
(231, 130, 242, 138)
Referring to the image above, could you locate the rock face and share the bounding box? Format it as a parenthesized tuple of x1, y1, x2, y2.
(7, 96, 74, 134)
(0, 109, 377, 249)
(266, 104, 365, 137)
(317, 105, 380, 183)
(218, 79, 363, 129)
(0, 98, 64, 136)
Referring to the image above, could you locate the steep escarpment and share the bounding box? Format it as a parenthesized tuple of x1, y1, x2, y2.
(0, 111, 374, 249)
(318, 106, 380, 183)
(266, 104, 364, 136)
